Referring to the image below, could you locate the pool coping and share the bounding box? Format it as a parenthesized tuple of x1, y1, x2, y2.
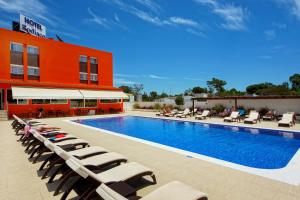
(65, 115, 300, 186)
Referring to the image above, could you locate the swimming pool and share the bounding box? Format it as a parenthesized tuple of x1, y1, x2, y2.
(74, 116, 300, 169)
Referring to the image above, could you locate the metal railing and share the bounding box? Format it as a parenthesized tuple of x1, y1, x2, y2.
(80, 72, 88, 80)
(28, 66, 40, 76)
(90, 73, 98, 81)
(10, 64, 24, 75)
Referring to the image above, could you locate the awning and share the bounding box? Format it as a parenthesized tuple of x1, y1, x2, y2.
(80, 90, 129, 99)
(12, 87, 129, 100)
(80, 90, 128, 99)
(12, 87, 83, 99)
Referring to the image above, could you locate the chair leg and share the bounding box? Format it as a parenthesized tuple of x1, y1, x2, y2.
(60, 176, 82, 200)
(54, 171, 76, 196)
(33, 147, 48, 163)
(41, 157, 63, 179)
(29, 145, 43, 158)
(79, 186, 97, 200)
(39, 153, 56, 171)
(48, 163, 67, 183)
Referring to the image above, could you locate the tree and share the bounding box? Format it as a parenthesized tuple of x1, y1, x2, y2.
(159, 92, 168, 98)
(289, 74, 300, 90)
(246, 83, 274, 94)
(142, 92, 149, 101)
(119, 85, 132, 93)
(221, 88, 245, 96)
(207, 78, 227, 95)
(175, 96, 184, 106)
(184, 89, 192, 96)
(132, 84, 144, 96)
(149, 91, 158, 101)
(192, 86, 207, 94)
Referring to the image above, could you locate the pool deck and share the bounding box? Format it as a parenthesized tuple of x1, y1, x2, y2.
(1, 111, 300, 199)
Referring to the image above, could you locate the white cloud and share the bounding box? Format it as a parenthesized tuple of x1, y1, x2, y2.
(114, 78, 136, 85)
(87, 7, 111, 29)
(149, 74, 170, 80)
(264, 30, 276, 40)
(134, 0, 161, 13)
(98, 0, 205, 36)
(275, 0, 300, 20)
(114, 13, 120, 22)
(0, 0, 58, 26)
(115, 73, 137, 78)
(169, 17, 200, 28)
(194, 0, 249, 31)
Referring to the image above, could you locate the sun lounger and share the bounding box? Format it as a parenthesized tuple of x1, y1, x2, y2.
(224, 111, 239, 122)
(195, 110, 210, 120)
(278, 113, 294, 127)
(164, 109, 178, 117)
(244, 111, 260, 124)
(262, 111, 276, 121)
(176, 108, 190, 118)
(40, 145, 110, 179)
(96, 181, 208, 200)
(57, 158, 156, 199)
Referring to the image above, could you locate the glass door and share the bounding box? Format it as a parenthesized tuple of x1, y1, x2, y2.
(0, 89, 3, 110)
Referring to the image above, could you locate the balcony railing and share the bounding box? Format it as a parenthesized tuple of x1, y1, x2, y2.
(28, 66, 40, 76)
(10, 64, 24, 75)
(80, 72, 88, 81)
(90, 73, 98, 82)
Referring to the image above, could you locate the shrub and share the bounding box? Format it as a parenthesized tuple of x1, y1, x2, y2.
(133, 103, 140, 109)
(212, 104, 225, 113)
(175, 96, 184, 106)
(259, 107, 269, 115)
(153, 103, 161, 110)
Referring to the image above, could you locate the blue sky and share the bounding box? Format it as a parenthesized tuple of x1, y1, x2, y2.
(0, 0, 300, 94)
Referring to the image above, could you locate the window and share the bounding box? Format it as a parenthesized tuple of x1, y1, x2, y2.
(10, 43, 23, 52)
(32, 99, 51, 104)
(100, 99, 121, 103)
(31, 99, 67, 104)
(80, 55, 88, 82)
(27, 46, 40, 79)
(85, 99, 97, 107)
(80, 55, 87, 63)
(10, 43, 24, 76)
(90, 57, 98, 83)
(70, 99, 84, 108)
(27, 46, 39, 55)
(50, 99, 68, 104)
(7, 90, 27, 104)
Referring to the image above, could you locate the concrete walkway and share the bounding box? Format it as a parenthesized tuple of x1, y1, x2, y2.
(1, 111, 300, 199)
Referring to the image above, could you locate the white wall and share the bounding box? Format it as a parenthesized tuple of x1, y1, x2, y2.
(132, 99, 300, 114)
(205, 99, 300, 114)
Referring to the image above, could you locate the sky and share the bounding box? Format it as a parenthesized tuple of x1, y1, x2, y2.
(0, 0, 300, 94)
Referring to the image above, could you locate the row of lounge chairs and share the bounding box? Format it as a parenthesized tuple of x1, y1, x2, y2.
(156, 109, 296, 127)
(11, 115, 208, 200)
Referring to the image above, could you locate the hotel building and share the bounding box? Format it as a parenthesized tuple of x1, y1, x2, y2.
(0, 28, 127, 119)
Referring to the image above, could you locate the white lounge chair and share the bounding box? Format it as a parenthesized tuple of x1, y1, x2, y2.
(195, 110, 210, 120)
(176, 108, 190, 118)
(278, 113, 294, 127)
(96, 181, 208, 200)
(59, 159, 156, 199)
(244, 111, 260, 124)
(224, 111, 239, 122)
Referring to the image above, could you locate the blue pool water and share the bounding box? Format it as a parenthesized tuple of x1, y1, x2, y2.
(75, 116, 300, 169)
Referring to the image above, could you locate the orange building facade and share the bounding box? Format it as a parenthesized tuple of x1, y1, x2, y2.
(0, 28, 126, 118)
